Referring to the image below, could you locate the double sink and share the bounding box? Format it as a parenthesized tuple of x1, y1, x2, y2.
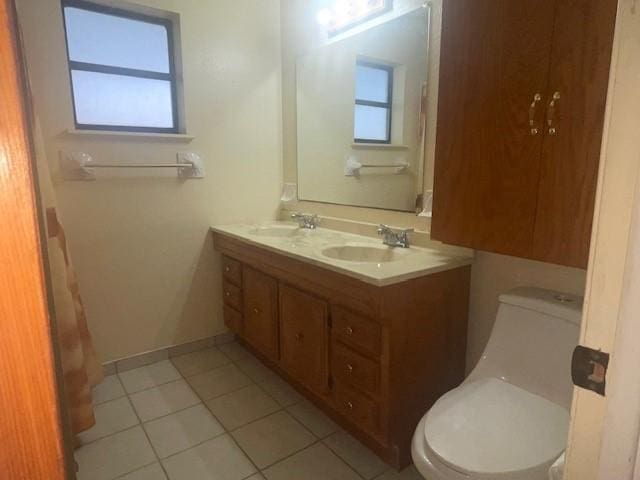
(250, 225, 411, 264)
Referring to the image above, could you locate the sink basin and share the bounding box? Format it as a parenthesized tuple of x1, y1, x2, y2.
(321, 244, 409, 263)
(250, 226, 300, 238)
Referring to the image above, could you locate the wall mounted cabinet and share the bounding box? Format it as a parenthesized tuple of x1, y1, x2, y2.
(214, 231, 470, 468)
(432, 0, 618, 268)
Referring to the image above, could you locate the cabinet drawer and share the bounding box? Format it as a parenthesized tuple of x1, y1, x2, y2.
(332, 342, 379, 395)
(334, 381, 379, 433)
(223, 305, 242, 333)
(222, 256, 242, 286)
(222, 280, 242, 311)
(332, 307, 381, 357)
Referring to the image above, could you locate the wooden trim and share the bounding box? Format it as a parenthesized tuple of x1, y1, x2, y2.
(0, 1, 68, 478)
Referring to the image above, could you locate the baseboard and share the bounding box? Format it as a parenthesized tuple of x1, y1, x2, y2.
(102, 332, 236, 375)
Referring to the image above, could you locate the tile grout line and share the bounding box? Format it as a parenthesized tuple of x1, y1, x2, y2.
(89, 343, 382, 480)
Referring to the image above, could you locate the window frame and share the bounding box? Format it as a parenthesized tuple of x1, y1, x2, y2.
(61, 0, 180, 134)
(354, 61, 394, 145)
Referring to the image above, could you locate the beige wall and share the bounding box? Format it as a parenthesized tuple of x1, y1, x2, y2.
(281, 0, 589, 371)
(17, 0, 283, 362)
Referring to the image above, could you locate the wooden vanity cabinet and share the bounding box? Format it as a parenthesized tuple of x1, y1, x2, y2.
(242, 267, 279, 362)
(432, 0, 618, 269)
(279, 284, 330, 396)
(214, 233, 471, 469)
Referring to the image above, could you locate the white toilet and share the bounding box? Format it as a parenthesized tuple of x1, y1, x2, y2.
(412, 287, 582, 480)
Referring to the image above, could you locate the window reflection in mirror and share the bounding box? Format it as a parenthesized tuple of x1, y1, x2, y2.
(296, 7, 430, 212)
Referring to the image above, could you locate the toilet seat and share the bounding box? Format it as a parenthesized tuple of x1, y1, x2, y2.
(423, 378, 569, 477)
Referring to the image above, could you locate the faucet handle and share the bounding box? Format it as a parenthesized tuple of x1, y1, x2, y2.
(377, 224, 390, 235)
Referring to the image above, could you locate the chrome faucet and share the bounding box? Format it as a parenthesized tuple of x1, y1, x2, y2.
(291, 212, 320, 229)
(377, 224, 413, 248)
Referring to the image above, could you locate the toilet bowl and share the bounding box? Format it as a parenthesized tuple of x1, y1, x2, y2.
(412, 287, 582, 480)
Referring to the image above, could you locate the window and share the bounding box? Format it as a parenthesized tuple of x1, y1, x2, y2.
(354, 61, 393, 144)
(61, 0, 179, 133)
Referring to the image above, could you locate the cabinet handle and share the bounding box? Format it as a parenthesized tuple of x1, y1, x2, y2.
(346, 326, 354, 336)
(225, 266, 231, 273)
(253, 307, 260, 315)
(225, 291, 231, 297)
(346, 364, 354, 374)
(347, 401, 354, 410)
(295, 332, 304, 343)
(547, 91, 561, 135)
(528, 93, 542, 136)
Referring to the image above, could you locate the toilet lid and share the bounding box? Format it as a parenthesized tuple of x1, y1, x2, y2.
(424, 377, 569, 475)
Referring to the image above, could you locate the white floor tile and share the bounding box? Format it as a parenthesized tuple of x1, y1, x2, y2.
(76, 427, 156, 480)
(187, 364, 253, 400)
(93, 375, 126, 405)
(205, 384, 280, 430)
(162, 434, 256, 480)
(257, 373, 303, 407)
(130, 380, 200, 422)
(287, 400, 340, 438)
(144, 404, 225, 458)
(78, 397, 139, 445)
(118, 462, 167, 480)
(262, 443, 361, 480)
(232, 411, 316, 469)
(119, 360, 182, 394)
(218, 342, 254, 364)
(374, 466, 424, 480)
(235, 356, 276, 383)
(324, 431, 389, 479)
(171, 348, 231, 377)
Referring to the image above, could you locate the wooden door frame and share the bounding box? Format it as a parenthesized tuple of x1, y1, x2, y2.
(0, 0, 71, 478)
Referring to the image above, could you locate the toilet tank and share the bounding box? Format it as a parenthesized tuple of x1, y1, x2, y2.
(467, 287, 582, 409)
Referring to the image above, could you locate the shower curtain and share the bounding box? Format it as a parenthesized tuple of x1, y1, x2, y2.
(33, 119, 103, 441)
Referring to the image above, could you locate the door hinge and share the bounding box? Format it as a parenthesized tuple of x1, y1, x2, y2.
(571, 345, 610, 396)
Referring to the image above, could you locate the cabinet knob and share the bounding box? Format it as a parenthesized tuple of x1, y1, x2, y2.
(225, 291, 231, 297)
(253, 307, 260, 315)
(225, 266, 231, 273)
(346, 401, 354, 410)
(295, 332, 304, 343)
(346, 364, 354, 374)
(346, 326, 354, 335)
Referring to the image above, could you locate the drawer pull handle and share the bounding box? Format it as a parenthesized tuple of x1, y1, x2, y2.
(346, 326, 354, 335)
(295, 332, 304, 343)
(347, 401, 354, 410)
(346, 364, 354, 374)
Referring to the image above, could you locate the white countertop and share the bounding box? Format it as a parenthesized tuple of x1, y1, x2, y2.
(211, 222, 473, 286)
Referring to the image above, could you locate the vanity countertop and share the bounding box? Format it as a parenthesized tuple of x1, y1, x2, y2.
(211, 222, 473, 286)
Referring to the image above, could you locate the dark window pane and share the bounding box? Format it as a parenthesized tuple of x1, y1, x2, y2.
(354, 105, 389, 141)
(71, 70, 174, 128)
(64, 6, 170, 73)
(355, 64, 390, 103)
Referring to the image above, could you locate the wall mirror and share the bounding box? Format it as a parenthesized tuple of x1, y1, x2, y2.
(296, 7, 430, 212)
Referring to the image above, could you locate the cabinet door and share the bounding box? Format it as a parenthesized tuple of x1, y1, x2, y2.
(432, 0, 557, 257)
(532, 0, 618, 268)
(242, 267, 279, 361)
(279, 285, 330, 395)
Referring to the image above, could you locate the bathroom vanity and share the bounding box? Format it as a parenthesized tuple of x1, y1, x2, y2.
(212, 223, 472, 468)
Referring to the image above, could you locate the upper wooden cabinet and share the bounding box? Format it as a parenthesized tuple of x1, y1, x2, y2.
(432, 0, 618, 268)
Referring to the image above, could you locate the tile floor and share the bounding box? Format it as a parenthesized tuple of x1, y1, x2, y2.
(77, 341, 423, 480)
